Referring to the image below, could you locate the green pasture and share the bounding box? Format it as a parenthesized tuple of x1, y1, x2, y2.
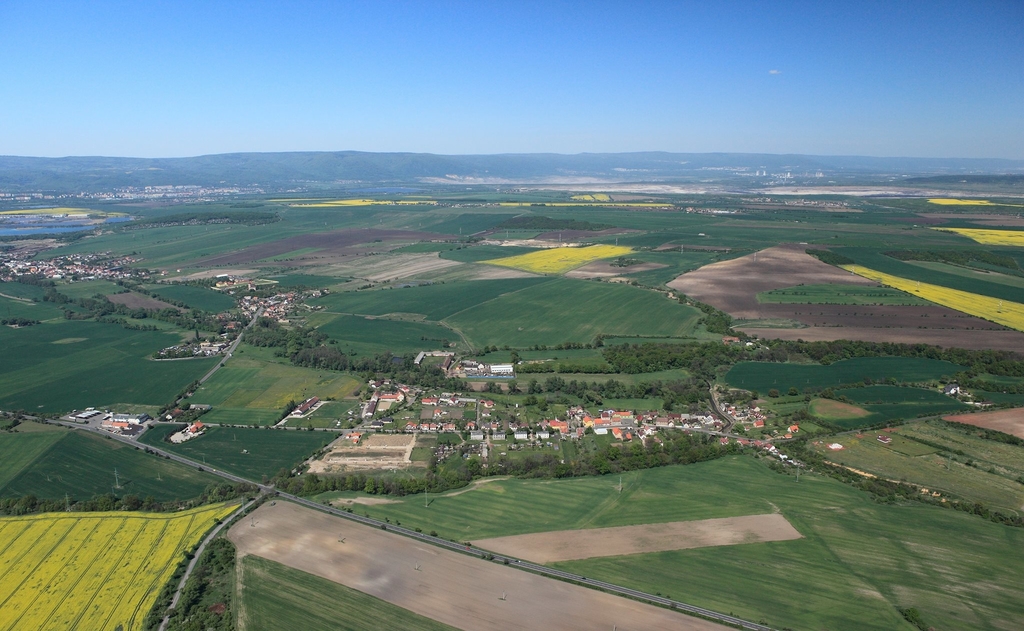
(814, 424, 1024, 512)
(311, 277, 551, 321)
(238, 555, 457, 631)
(340, 456, 1024, 631)
(139, 424, 334, 480)
(725, 357, 966, 394)
(0, 425, 219, 501)
(445, 278, 704, 348)
(191, 344, 360, 420)
(145, 283, 237, 312)
(0, 320, 216, 413)
(316, 314, 461, 356)
(757, 283, 929, 305)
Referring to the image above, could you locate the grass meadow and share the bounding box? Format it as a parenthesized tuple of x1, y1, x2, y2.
(445, 278, 703, 348)
(139, 425, 335, 480)
(347, 456, 1024, 631)
(238, 555, 457, 631)
(0, 424, 219, 501)
(0, 320, 216, 413)
(814, 424, 1024, 512)
(725, 357, 966, 394)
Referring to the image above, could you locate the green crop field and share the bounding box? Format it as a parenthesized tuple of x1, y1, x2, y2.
(423, 212, 516, 235)
(347, 456, 1024, 631)
(0, 320, 217, 413)
(725, 357, 966, 394)
(841, 385, 970, 422)
(238, 555, 457, 631)
(445, 278, 704, 348)
(904, 260, 1024, 290)
(0, 293, 64, 321)
(311, 278, 551, 321)
(757, 283, 929, 305)
(316, 314, 462, 356)
(145, 283, 237, 312)
(842, 247, 1024, 303)
(439, 245, 538, 263)
(139, 424, 335, 480)
(54, 279, 122, 299)
(0, 282, 48, 301)
(0, 424, 218, 501)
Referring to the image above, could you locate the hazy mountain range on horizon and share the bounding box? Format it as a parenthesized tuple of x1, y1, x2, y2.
(2, 151, 1023, 193)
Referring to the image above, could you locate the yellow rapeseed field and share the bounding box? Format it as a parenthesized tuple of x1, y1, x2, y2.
(570, 193, 611, 202)
(485, 244, 633, 274)
(288, 199, 437, 207)
(933, 227, 1024, 246)
(0, 503, 236, 631)
(927, 198, 1024, 208)
(496, 201, 669, 208)
(841, 265, 1024, 332)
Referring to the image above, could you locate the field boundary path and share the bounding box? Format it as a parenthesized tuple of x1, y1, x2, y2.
(158, 498, 255, 631)
(45, 421, 774, 631)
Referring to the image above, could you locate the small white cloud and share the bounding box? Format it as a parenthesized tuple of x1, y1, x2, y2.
(769, 69, 782, 75)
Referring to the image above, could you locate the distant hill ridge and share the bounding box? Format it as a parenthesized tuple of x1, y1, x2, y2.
(1, 151, 1023, 192)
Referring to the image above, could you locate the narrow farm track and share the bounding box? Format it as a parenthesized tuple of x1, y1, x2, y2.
(53, 422, 775, 631)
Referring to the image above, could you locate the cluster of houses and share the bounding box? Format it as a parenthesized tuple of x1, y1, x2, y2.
(0, 251, 147, 283)
(289, 396, 324, 418)
(169, 421, 207, 443)
(154, 340, 230, 359)
(238, 290, 315, 322)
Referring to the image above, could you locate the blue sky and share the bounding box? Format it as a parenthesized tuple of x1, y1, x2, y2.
(1, 1, 1021, 158)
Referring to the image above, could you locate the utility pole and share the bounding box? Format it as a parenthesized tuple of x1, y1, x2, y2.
(113, 468, 121, 489)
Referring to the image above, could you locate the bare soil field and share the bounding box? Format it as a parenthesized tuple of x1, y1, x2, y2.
(742, 326, 1024, 353)
(671, 244, 1024, 350)
(565, 260, 667, 279)
(193, 229, 443, 267)
(945, 409, 1024, 439)
(462, 265, 539, 280)
(809, 399, 872, 420)
(308, 433, 417, 473)
(667, 245, 876, 317)
(106, 292, 179, 310)
(229, 501, 730, 631)
(473, 514, 801, 564)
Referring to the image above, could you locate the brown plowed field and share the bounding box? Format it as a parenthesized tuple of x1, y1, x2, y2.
(193, 229, 443, 267)
(669, 244, 1023, 350)
(229, 501, 729, 631)
(945, 409, 1024, 439)
(473, 514, 801, 564)
(106, 292, 179, 310)
(667, 245, 876, 317)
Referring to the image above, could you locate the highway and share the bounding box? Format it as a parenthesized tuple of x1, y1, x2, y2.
(51, 420, 774, 631)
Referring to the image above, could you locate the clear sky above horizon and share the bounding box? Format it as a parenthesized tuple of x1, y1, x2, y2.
(1, 1, 1022, 159)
